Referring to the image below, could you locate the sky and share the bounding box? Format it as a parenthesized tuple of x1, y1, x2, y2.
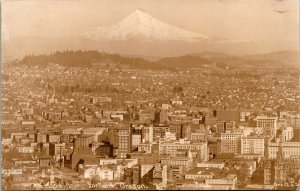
(1, 0, 300, 59)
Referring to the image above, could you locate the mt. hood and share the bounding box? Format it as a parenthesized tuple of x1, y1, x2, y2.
(85, 9, 210, 41)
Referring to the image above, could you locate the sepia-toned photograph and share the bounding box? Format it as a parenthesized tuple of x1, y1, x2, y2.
(1, 0, 300, 190)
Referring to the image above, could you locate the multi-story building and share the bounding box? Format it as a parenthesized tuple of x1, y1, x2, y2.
(160, 111, 169, 124)
(281, 126, 294, 142)
(117, 127, 132, 158)
(196, 161, 225, 169)
(74, 135, 94, 150)
(137, 143, 152, 153)
(191, 132, 206, 142)
(241, 137, 264, 156)
(47, 134, 61, 143)
(94, 142, 113, 158)
(256, 116, 278, 138)
(159, 139, 208, 161)
(152, 163, 168, 187)
(268, 141, 300, 159)
(161, 157, 193, 170)
(90, 96, 112, 104)
(143, 126, 154, 143)
(82, 127, 106, 142)
(220, 133, 242, 154)
(131, 125, 143, 146)
(49, 142, 65, 156)
(36, 133, 47, 143)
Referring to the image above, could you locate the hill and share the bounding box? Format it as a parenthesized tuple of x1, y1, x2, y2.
(190, 51, 299, 69)
(15, 50, 299, 70)
(17, 50, 168, 70)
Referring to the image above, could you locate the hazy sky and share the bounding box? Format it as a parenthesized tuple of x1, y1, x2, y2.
(1, 0, 299, 58)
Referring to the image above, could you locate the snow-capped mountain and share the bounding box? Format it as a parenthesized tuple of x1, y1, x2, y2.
(85, 9, 210, 41)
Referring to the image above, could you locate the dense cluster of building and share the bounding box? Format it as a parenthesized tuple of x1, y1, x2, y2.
(2, 63, 300, 190)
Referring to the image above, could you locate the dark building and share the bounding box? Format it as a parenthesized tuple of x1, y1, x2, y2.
(216, 121, 234, 133)
(160, 110, 169, 124)
(74, 135, 94, 151)
(169, 123, 186, 139)
(208, 141, 221, 158)
(131, 125, 143, 137)
(123, 165, 140, 184)
(38, 156, 50, 168)
(152, 125, 168, 140)
(95, 142, 113, 158)
(154, 109, 161, 124)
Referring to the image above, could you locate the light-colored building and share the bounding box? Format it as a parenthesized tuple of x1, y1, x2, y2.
(256, 116, 278, 137)
(191, 132, 206, 142)
(159, 139, 208, 161)
(84, 166, 115, 180)
(161, 157, 193, 170)
(281, 126, 294, 142)
(17, 146, 35, 154)
(62, 128, 82, 135)
(185, 168, 215, 180)
(268, 141, 300, 159)
(241, 137, 264, 156)
(90, 96, 112, 104)
(2, 168, 23, 176)
(82, 127, 107, 142)
(132, 134, 142, 146)
(143, 126, 153, 143)
(165, 131, 176, 141)
(137, 143, 152, 153)
(220, 133, 242, 154)
(196, 161, 225, 169)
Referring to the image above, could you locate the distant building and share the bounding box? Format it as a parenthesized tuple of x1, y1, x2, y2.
(36, 133, 48, 143)
(90, 96, 112, 104)
(47, 134, 61, 143)
(170, 99, 182, 105)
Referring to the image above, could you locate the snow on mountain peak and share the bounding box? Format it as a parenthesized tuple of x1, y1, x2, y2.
(85, 9, 211, 41)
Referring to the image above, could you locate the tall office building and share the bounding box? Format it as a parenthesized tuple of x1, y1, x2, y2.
(241, 137, 264, 156)
(118, 127, 132, 158)
(220, 133, 242, 154)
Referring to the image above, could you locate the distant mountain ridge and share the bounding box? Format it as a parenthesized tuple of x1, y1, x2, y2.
(15, 50, 299, 70)
(189, 51, 300, 69)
